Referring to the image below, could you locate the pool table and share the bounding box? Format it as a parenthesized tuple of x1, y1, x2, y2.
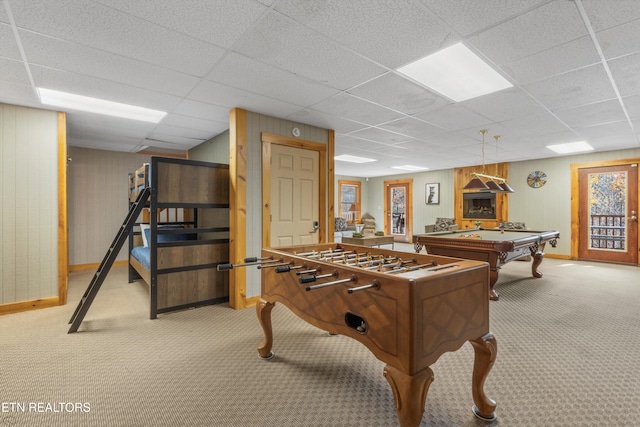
(413, 228, 559, 301)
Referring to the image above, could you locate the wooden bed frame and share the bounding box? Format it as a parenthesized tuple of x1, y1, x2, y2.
(128, 157, 230, 319)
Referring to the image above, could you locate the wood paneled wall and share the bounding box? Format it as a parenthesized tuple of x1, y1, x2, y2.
(0, 104, 59, 307)
(67, 147, 152, 266)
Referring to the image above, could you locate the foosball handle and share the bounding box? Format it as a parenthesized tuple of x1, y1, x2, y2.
(217, 263, 233, 271)
(299, 275, 316, 284)
(275, 266, 291, 273)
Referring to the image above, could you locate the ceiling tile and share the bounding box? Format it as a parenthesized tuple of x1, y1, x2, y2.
(67, 130, 144, 152)
(274, 0, 455, 68)
(554, 99, 627, 128)
(622, 93, 640, 120)
(172, 99, 232, 123)
(346, 127, 415, 145)
(413, 104, 493, 131)
(232, 10, 387, 90)
(423, 0, 549, 36)
(461, 87, 548, 123)
(149, 124, 215, 141)
(0, 23, 21, 59)
(30, 65, 183, 111)
(582, 0, 640, 32)
(348, 72, 452, 116)
(0, 80, 39, 105)
(8, 0, 226, 76)
(187, 79, 303, 119)
(588, 133, 639, 150)
(205, 52, 339, 107)
(287, 109, 368, 135)
(161, 113, 228, 134)
(500, 36, 600, 84)
(94, 0, 268, 48)
(497, 112, 571, 139)
(524, 64, 617, 111)
(597, 19, 640, 60)
(608, 51, 640, 97)
(1, 57, 30, 85)
(574, 120, 635, 142)
(378, 117, 447, 139)
(19, 30, 201, 97)
(334, 134, 391, 155)
(310, 93, 404, 126)
(468, 1, 587, 64)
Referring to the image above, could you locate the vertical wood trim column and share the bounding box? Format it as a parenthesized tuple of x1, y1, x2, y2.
(57, 112, 68, 305)
(229, 108, 247, 309)
(570, 163, 580, 260)
(327, 130, 335, 242)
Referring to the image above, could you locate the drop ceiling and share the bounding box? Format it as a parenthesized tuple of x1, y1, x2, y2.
(1, 0, 639, 177)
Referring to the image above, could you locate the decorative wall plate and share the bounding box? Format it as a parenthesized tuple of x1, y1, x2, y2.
(527, 170, 547, 188)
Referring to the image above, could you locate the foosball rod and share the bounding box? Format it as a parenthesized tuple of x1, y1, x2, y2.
(384, 261, 437, 274)
(298, 271, 337, 284)
(347, 280, 380, 293)
(305, 275, 357, 291)
(274, 264, 306, 273)
(295, 248, 345, 257)
(257, 261, 293, 269)
(216, 257, 281, 271)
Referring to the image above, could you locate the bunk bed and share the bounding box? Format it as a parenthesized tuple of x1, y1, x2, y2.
(127, 156, 230, 319)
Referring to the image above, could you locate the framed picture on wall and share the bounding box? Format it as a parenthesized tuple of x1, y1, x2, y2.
(425, 183, 439, 205)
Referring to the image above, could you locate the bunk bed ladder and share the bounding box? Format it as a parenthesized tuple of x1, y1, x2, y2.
(68, 187, 151, 333)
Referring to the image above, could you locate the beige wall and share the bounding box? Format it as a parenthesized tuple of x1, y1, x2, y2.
(67, 147, 151, 265)
(366, 169, 456, 234)
(366, 148, 640, 257)
(188, 130, 230, 164)
(0, 104, 59, 304)
(508, 148, 640, 255)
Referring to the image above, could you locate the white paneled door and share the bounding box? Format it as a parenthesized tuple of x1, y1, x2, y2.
(270, 144, 320, 247)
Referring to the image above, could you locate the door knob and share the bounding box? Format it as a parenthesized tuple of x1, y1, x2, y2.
(629, 211, 638, 222)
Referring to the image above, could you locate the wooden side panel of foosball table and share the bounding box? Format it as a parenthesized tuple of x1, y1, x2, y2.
(409, 262, 490, 372)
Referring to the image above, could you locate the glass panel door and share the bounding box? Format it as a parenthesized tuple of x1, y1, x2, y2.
(391, 186, 406, 236)
(587, 171, 627, 251)
(578, 164, 638, 264)
(384, 179, 412, 243)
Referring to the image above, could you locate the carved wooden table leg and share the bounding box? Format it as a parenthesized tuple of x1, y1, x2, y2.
(256, 298, 275, 359)
(489, 268, 500, 301)
(469, 333, 497, 422)
(383, 365, 434, 427)
(531, 242, 547, 278)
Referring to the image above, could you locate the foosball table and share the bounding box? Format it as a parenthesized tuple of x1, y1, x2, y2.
(221, 243, 498, 426)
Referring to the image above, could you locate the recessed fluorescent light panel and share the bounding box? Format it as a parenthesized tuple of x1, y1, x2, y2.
(391, 165, 428, 172)
(546, 141, 594, 154)
(334, 154, 376, 163)
(396, 42, 513, 102)
(37, 88, 166, 123)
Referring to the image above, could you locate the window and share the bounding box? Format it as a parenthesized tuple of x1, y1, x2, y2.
(338, 180, 361, 224)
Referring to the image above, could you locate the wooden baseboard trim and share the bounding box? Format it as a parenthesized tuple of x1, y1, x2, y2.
(244, 296, 260, 308)
(0, 297, 61, 316)
(69, 260, 129, 272)
(546, 253, 571, 260)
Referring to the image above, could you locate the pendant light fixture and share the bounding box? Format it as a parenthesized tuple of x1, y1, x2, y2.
(463, 130, 514, 193)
